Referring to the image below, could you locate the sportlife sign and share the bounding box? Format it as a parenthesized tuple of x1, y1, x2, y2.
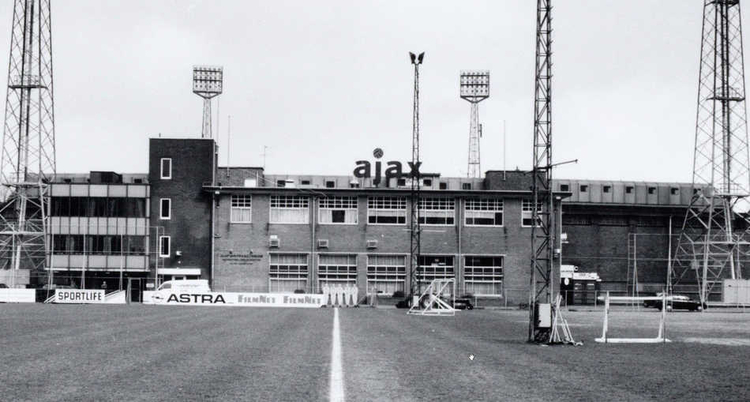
(353, 148, 422, 186)
(55, 289, 105, 304)
(143, 291, 325, 308)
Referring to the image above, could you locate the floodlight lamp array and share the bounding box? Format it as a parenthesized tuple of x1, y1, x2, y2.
(460, 70, 490, 99)
(193, 65, 224, 95)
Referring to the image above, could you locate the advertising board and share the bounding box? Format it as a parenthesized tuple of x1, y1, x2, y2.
(143, 291, 325, 308)
(54, 289, 105, 304)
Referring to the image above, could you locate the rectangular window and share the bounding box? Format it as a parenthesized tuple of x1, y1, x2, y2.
(270, 196, 309, 224)
(648, 187, 656, 194)
(367, 196, 406, 225)
(464, 256, 503, 296)
(160, 158, 172, 179)
(159, 236, 170, 257)
(366, 254, 406, 296)
(522, 199, 543, 227)
(325, 180, 336, 188)
(318, 254, 357, 288)
(580, 185, 588, 192)
(603, 186, 611, 193)
(417, 255, 455, 290)
(462, 183, 472, 190)
(419, 198, 455, 225)
(626, 186, 634, 194)
(560, 184, 570, 192)
(439, 182, 448, 190)
(319, 196, 357, 224)
(160, 198, 171, 220)
(231, 195, 252, 223)
(670, 187, 679, 195)
(465, 198, 503, 226)
(269, 253, 308, 293)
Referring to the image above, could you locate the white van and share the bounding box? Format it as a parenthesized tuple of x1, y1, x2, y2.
(157, 279, 211, 293)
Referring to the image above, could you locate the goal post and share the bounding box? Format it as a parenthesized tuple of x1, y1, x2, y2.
(595, 291, 670, 344)
(407, 278, 456, 316)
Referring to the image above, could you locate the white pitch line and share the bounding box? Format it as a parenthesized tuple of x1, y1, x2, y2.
(330, 307, 345, 402)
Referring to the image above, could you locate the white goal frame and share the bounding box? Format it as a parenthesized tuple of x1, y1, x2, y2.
(407, 278, 456, 316)
(595, 292, 671, 344)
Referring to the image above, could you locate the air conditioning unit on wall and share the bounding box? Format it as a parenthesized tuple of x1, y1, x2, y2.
(366, 239, 378, 249)
(269, 235, 280, 248)
(317, 239, 329, 248)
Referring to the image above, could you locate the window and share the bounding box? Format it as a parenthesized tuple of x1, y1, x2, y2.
(160, 158, 172, 179)
(319, 196, 357, 224)
(562, 215, 591, 225)
(325, 180, 336, 188)
(159, 236, 170, 257)
(423, 179, 432, 186)
(462, 183, 472, 190)
(349, 182, 360, 188)
(231, 195, 252, 223)
(160, 198, 171, 220)
(270, 196, 309, 224)
(367, 254, 406, 296)
(417, 256, 455, 291)
(465, 198, 503, 226)
(560, 184, 569, 192)
(300, 180, 311, 185)
(51, 197, 146, 218)
(648, 187, 656, 195)
(464, 256, 503, 296)
(318, 254, 357, 288)
(269, 253, 308, 293)
(367, 197, 406, 225)
(626, 186, 634, 194)
(419, 198, 455, 225)
(670, 187, 679, 195)
(580, 185, 588, 192)
(522, 199, 543, 227)
(397, 178, 406, 187)
(276, 180, 286, 187)
(603, 186, 611, 193)
(439, 182, 448, 190)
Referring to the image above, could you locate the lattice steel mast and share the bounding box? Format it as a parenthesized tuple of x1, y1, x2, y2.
(0, 0, 56, 286)
(460, 71, 490, 178)
(409, 52, 424, 300)
(528, 0, 555, 342)
(671, 0, 750, 307)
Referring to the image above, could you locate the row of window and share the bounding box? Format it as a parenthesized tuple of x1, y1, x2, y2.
(266, 253, 504, 296)
(51, 197, 147, 218)
(562, 183, 682, 196)
(51, 235, 148, 255)
(216, 195, 543, 227)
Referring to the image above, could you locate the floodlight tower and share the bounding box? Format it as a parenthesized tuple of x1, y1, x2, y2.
(0, 0, 56, 285)
(192, 66, 223, 139)
(671, 0, 750, 307)
(409, 52, 424, 302)
(529, 0, 555, 342)
(460, 71, 490, 178)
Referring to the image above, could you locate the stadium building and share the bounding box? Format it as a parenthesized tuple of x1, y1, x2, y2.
(30, 136, 747, 305)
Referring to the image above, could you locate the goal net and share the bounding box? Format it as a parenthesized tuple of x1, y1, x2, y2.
(595, 292, 670, 343)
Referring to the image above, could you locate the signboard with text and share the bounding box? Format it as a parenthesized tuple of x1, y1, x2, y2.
(54, 289, 105, 304)
(142, 291, 325, 308)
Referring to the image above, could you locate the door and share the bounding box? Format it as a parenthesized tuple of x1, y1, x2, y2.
(128, 278, 143, 303)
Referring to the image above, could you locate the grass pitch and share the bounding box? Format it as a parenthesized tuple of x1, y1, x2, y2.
(1, 304, 749, 401)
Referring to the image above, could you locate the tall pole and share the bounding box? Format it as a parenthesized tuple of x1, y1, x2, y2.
(529, 0, 555, 342)
(1, 0, 56, 287)
(460, 71, 490, 179)
(672, 0, 750, 306)
(409, 52, 424, 302)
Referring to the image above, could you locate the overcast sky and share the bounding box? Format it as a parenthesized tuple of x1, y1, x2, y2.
(0, 1, 745, 182)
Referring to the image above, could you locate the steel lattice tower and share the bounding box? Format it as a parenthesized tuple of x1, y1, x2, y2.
(671, 0, 750, 307)
(192, 66, 223, 139)
(529, 0, 555, 342)
(409, 52, 424, 300)
(0, 0, 56, 286)
(460, 71, 490, 178)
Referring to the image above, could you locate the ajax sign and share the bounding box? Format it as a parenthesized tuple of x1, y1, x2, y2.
(353, 148, 422, 186)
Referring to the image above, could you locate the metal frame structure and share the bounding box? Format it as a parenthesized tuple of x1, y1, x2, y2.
(0, 0, 56, 287)
(409, 52, 424, 303)
(460, 71, 490, 178)
(595, 293, 670, 344)
(407, 278, 456, 316)
(671, 0, 750, 307)
(528, 0, 555, 342)
(192, 65, 223, 139)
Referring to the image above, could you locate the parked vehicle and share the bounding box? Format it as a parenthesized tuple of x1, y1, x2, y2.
(157, 279, 210, 293)
(649, 294, 705, 312)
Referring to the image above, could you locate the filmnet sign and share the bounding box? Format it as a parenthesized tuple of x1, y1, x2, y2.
(55, 289, 105, 304)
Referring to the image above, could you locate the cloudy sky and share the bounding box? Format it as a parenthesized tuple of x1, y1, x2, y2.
(0, 1, 745, 182)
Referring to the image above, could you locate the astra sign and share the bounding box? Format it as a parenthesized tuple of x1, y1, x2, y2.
(353, 148, 422, 186)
